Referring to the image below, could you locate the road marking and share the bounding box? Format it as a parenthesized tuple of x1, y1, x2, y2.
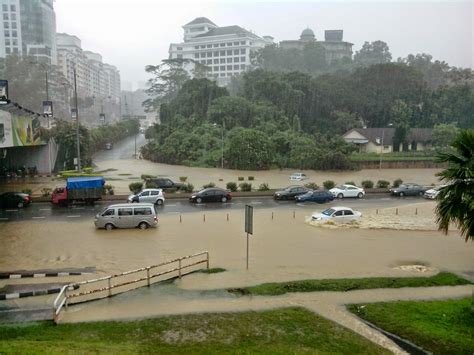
(222, 202, 234, 205)
(72, 207, 85, 210)
(67, 215, 81, 218)
(39, 208, 51, 211)
(165, 204, 177, 207)
(164, 212, 180, 214)
(32, 216, 46, 219)
(250, 201, 262, 205)
(0, 218, 8, 221)
(5, 209, 18, 212)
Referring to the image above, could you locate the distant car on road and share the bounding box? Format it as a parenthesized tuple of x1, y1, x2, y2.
(329, 184, 365, 199)
(0, 192, 31, 209)
(128, 188, 165, 205)
(390, 183, 427, 197)
(311, 206, 362, 222)
(145, 178, 184, 191)
(289, 172, 308, 181)
(274, 186, 309, 200)
(104, 142, 113, 150)
(424, 185, 446, 200)
(189, 188, 231, 204)
(296, 190, 334, 203)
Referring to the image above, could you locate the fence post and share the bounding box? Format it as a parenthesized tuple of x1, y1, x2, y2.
(180, 214, 182, 223)
(206, 252, 210, 270)
(396, 208, 398, 215)
(178, 259, 182, 279)
(272, 211, 274, 220)
(226, 213, 229, 221)
(108, 277, 112, 297)
(293, 211, 295, 219)
(203, 214, 206, 222)
(415, 208, 418, 215)
(376, 209, 378, 215)
(65, 287, 68, 310)
(146, 267, 150, 287)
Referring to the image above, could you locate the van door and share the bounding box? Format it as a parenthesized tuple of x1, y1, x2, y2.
(117, 207, 134, 228)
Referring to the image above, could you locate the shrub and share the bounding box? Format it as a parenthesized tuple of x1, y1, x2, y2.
(323, 180, 335, 190)
(248, 176, 255, 181)
(219, 178, 223, 181)
(393, 178, 403, 188)
(226, 182, 237, 192)
(179, 176, 187, 182)
(103, 184, 114, 195)
(361, 180, 374, 189)
(345, 181, 356, 186)
(239, 182, 252, 192)
(238, 176, 244, 181)
(304, 182, 319, 190)
(41, 187, 52, 197)
(83, 167, 93, 174)
(258, 183, 270, 191)
(181, 183, 194, 193)
(376, 180, 390, 188)
(128, 182, 143, 194)
(141, 174, 156, 180)
(167, 188, 178, 194)
(203, 182, 216, 189)
(22, 188, 32, 195)
(145, 180, 157, 189)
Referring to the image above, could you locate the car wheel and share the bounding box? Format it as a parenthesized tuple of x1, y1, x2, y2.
(399, 192, 404, 197)
(337, 193, 343, 199)
(196, 197, 202, 204)
(221, 196, 227, 203)
(17, 201, 24, 208)
(105, 223, 114, 231)
(155, 199, 163, 206)
(138, 222, 148, 229)
(357, 192, 363, 199)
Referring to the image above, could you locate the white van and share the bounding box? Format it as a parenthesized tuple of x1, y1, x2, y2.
(95, 203, 158, 230)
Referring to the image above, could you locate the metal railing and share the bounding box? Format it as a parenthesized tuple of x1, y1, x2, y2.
(53, 251, 209, 324)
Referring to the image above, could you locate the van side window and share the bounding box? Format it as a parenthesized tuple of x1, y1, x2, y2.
(102, 209, 114, 216)
(134, 207, 152, 215)
(150, 190, 159, 196)
(118, 208, 133, 216)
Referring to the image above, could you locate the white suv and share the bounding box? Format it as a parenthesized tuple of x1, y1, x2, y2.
(128, 189, 165, 205)
(289, 172, 308, 181)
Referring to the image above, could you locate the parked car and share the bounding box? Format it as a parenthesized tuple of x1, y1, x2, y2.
(189, 188, 231, 204)
(329, 184, 365, 199)
(424, 185, 446, 200)
(390, 183, 427, 197)
(296, 190, 334, 203)
(0, 192, 31, 209)
(145, 178, 184, 190)
(289, 172, 308, 181)
(104, 142, 113, 150)
(274, 186, 309, 200)
(94, 203, 158, 230)
(128, 188, 165, 205)
(311, 207, 362, 222)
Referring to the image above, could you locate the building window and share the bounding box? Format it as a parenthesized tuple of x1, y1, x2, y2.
(10, 5, 15, 11)
(234, 57, 239, 63)
(5, 39, 9, 46)
(194, 46, 199, 49)
(12, 47, 18, 53)
(234, 49, 239, 55)
(227, 50, 232, 56)
(3, 22, 9, 28)
(207, 44, 212, 48)
(227, 65, 232, 70)
(240, 41, 246, 45)
(177, 47, 182, 50)
(241, 56, 246, 62)
(220, 58, 225, 64)
(213, 51, 219, 56)
(4, 30, 9, 37)
(207, 52, 212, 57)
(5, 47, 10, 54)
(2, 4, 7, 11)
(12, 39, 17, 45)
(194, 53, 199, 58)
(220, 50, 225, 56)
(234, 65, 240, 70)
(177, 54, 183, 59)
(200, 45, 205, 49)
(213, 59, 219, 64)
(220, 73, 225, 77)
(201, 60, 206, 64)
(219, 43, 225, 47)
(12, 30, 16, 37)
(220, 66, 225, 71)
(11, 22, 16, 29)
(214, 66, 219, 72)
(213, 44, 218, 48)
(241, 64, 246, 70)
(226, 58, 232, 63)
(200, 52, 206, 58)
(11, 14, 15, 20)
(206, 59, 212, 64)
(241, 49, 246, 54)
(3, 13, 8, 20)
(227, 42, 233, 46)
(234, 42, 239, 45)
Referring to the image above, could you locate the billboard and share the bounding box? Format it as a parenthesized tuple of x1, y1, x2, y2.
(0, 110, 45, 148)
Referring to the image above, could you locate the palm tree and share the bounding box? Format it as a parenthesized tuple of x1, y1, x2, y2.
(435, 129, 473, 241)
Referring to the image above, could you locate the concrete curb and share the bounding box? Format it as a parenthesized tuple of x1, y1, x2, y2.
(0, 285, 79, 300)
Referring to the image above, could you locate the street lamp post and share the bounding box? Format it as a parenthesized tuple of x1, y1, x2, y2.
(73, 68, 81, 171)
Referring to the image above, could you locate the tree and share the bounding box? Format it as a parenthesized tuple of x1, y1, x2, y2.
(354, 41, 392, 67)
(432, 124, 460, 149)
(390, 100, 413, 151)
(225, 128, 274, 169)
(435, 130, 474, 241)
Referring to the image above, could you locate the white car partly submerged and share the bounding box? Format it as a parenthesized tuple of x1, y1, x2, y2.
(311, 206, 362, 223)
(424, 185, 446, 200)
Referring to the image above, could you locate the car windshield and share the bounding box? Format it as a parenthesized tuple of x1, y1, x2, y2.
(335, 185, 345, 189)
(322, 208, 335, 216)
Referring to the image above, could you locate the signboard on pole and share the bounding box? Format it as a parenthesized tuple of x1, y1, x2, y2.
(245, 205, 253, 235)
(43, 101, 53, 116)
(71, 108, 77, 119)
(99, 113, 105, 122)
(0, 80, 9, 105)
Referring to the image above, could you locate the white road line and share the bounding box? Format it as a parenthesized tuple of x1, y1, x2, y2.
(165, 204, 177, 207)
(5, 209, 18, 212)
(250, 201, 263, 205)
(72, 207, 85, 210)
(67, 215, 81, 218)
(164, 211, 180, 214)
(32, 216, 46, 219)
(39, 208, 51, 211)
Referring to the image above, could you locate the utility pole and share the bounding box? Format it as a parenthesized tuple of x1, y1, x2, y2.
(73, 68, 81, 171)
(221, 120, 225, 169)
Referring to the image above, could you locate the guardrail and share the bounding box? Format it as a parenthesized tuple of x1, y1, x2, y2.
(53, 251, 209, 324)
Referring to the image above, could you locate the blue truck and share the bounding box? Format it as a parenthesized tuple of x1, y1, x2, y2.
(52, 177, 105, 206)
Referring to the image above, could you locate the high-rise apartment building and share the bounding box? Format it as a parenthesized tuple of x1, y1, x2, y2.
(0, 0, 57, 64)
(169, 17, 273, 85)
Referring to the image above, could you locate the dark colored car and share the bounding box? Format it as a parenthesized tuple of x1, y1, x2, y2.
(0, 192, 31, 209)
(189, 188, 231, 204)
(390, 183, 427, 197)
(146, 178, 184, 190)
(296, 190, 334, 203)
(274, 186, 309, 200)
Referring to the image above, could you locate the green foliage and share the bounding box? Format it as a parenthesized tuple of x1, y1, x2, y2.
(376, 180, 390, 188)
(239, 182, 252, 192)
(226, 128, 274, 170)
(345, 181, 356, 185)
(144, 180, 157, 189)
(258, 183, 270, 191)
(21, 189, 32, 195)
(199, 267, 226, 274)
(202, 182, 216, 189)
(179, 176, 187, 182)
(226, 182, 237, 192)
(248, 176, 254, 181)
(304, 182, 319, 190)
(181, 183, 194, 193)
(238, 177, 244, 181)
(361, 180, 374, 189)
(354, 40, 392, 66)
(435, 129, 474, 241)
(323, 180, 335, 190)
(141, 174, 157, 180)
(432, 123, 460, 149)
(103, 185, 114, 195)
(41, 188, 52, 197)
(393, 178, 403, 187)
(128, 182, 143, 194)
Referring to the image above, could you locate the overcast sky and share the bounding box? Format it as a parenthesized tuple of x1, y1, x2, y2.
(55, 0, 473, 90)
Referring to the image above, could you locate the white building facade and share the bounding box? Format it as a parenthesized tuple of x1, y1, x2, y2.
(169, 17, 273, 85)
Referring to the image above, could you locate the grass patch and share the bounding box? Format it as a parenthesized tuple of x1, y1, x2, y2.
(0, 307, 388, 353)
(348, 298, 474, 354)
(350, 152, 436, 162)
(200, 267, 226, 274)
(118, 173, 132, 176)
(95, 168, 118, 173)
(230, 272, 471, 296)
